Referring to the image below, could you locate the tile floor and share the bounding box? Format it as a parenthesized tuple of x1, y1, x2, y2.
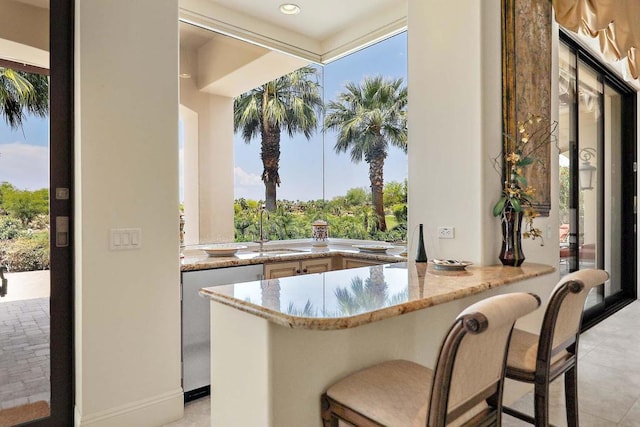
(166, 300, 640, 426)
(164, 397, 210, 427)
(503, 300, 640, 426)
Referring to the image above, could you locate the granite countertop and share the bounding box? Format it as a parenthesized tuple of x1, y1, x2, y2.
(199, 260, 555, 330)
(180, 240, 406, 272)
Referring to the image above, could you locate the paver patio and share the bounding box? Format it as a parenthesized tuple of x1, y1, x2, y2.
(0, 271, 50, 411)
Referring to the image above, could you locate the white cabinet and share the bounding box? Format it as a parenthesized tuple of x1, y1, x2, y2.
(341, 257, 386, 269)
(181, 264, 263, 399)
(302, 258, 333, 274)
(263, 258, 332, 279)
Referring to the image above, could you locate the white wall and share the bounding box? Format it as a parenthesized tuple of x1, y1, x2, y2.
(180, 77, 235, 243)
(408, 0, 558, 272)
(407, 0, 558, 335)
(199, 94, 235, 242)
(179, 104, 200, 245)
(408, 0, 495, 264)
(74, 1, 183, 426)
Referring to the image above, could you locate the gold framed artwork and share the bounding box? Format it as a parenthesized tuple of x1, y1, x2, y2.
(502, 0, 553, 216)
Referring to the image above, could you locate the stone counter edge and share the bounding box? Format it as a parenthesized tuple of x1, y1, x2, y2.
(199, 262, 555, 330)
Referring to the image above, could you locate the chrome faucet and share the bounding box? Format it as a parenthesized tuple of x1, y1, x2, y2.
(255, 204, 270, 252)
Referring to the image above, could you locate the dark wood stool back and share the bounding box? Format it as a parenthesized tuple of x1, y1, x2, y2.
(503, 268, 609, 427)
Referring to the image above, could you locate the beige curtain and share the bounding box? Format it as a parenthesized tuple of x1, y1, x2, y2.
(553, 0, 640, 78)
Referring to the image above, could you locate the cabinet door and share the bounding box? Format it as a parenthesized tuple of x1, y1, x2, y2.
(300, 258, 331, 274)
(343, 258, 384, 269)
(264, 261, 302, 279)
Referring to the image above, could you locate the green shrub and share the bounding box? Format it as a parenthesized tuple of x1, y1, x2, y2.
(0, 216, 23, 240)
(2, 188, 48, 226)
(392, 203, 407, 222)
(0, 234, 50, 272)
(370, 223, 407, 243)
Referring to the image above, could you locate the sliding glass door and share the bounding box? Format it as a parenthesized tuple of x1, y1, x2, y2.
(558, 32, 636, 325)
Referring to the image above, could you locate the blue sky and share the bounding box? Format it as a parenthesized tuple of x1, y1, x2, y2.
(0, 114, 49, 190)
(234, 31, 408, 201)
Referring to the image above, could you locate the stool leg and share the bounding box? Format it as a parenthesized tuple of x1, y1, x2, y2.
(534, 381, 550, 427)
(564, 366, 579, 427)
(320, 394, 339, 427)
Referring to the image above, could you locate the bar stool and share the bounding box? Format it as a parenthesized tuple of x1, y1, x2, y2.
(502, 268, 609, 427)
(320, 292, 541, 427)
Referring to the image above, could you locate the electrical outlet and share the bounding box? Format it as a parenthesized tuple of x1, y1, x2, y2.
(438, 226, 455, 239)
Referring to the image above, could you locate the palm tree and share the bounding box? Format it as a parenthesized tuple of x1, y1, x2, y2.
(324, 76, 407, 232)
(261, 279, 281, 311)
(334, 276, 386, 315)
(234, 65, 323, 211)
(0, 67, 49, 129)
(333, 268, 407, 316)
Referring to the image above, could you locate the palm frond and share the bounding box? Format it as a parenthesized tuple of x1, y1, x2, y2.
(0, 68, 49, 129)
(324, 75, 407, 165)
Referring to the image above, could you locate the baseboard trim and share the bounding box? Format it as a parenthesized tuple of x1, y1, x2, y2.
(75, 388, 184, 427)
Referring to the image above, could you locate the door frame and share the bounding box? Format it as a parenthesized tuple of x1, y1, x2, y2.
(26, 0, 75, 425)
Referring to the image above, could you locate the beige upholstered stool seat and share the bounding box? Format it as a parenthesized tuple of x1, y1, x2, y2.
(506, 329, 570, 375)
(326, 360, 488, 427)
(321, 292, 542, 427)
(326, 360, 432, 426)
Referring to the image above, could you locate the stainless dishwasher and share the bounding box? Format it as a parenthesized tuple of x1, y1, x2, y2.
(181, 264, 263, 401)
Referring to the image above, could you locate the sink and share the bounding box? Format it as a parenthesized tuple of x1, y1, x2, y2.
(251, 248, 307, 255)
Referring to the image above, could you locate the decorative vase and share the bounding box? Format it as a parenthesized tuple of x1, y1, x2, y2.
(415, 223, 428, 263)
(499, 207, 525, 266)
(311, 220, 329, 247)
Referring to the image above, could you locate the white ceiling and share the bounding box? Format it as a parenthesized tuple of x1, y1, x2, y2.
(181, 21, 215, 51)
(13, 0, 407, 63)
(16, 0, 406, 40)
(13, 0, 48, 9)
(203, 0, 405, 41)
(10, 0, 406, 68)
(180, 0, 407, 63)
(179, 0, 407, 96)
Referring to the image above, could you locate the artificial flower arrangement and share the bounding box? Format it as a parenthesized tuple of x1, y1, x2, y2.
(492, 113, 558, 245)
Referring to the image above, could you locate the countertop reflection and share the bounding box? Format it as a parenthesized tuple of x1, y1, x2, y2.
(199, 261, 555, 330)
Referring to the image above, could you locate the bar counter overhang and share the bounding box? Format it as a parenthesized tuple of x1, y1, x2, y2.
(200, 261, 555, 426)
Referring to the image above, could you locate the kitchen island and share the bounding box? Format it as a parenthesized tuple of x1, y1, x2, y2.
(179, 240, 406, 399)
(200, 260, 555, 426)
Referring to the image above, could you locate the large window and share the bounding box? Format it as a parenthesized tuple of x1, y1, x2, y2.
(179, 23, 407, 246)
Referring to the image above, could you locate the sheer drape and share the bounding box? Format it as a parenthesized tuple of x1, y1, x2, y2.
(553, 0, 640, 78)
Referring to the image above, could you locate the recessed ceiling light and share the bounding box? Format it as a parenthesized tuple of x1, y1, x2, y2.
(279, 3, 301, 15)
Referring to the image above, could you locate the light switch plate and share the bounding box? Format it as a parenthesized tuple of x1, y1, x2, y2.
(110, 228, 142, 250)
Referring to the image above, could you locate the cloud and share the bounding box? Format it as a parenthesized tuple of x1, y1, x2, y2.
(234, 166, 262, 186)
(0, 143, 49, 190)
(234, 166, 263, 200)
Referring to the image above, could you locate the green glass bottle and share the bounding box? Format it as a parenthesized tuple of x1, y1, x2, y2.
(416, 223, 428, 262)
